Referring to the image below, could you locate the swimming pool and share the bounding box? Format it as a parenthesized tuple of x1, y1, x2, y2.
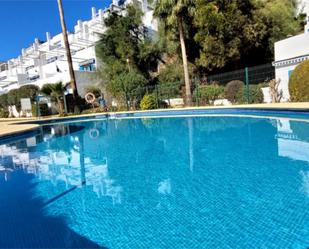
(1, 112, 309, 248)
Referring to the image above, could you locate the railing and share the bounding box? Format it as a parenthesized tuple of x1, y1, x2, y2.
(112, 63, 275, 111)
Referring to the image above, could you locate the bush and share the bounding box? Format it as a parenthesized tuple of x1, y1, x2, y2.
(225, 80, 244, 103)
(140, 94, 157, 110)
(195, 84, 225, 104)
(0, 108, 9, 118)
(0, 93, 8, 109)
(289, 60, 309, 101)
(236, 85, 264, 104)
(18, 85, 39, 101)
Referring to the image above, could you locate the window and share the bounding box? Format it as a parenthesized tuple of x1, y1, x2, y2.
(79, 59, 96, 72)
(47, 56, 58, 64)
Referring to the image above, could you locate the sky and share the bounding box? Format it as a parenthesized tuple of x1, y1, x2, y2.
(0, 0, 112, 61)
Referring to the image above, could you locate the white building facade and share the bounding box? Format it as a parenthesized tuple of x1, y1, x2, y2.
(273, 0, 309, 101)
(0, 0, 157, 97)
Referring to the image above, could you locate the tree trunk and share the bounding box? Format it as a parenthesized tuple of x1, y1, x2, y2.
(178, 16, 192, 106)
(57, 0, 78, 99)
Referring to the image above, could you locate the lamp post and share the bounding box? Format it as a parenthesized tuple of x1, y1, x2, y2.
(57, 0, 78, 100)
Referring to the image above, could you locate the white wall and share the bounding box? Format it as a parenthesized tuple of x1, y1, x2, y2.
(274, 64, 297, 101)
(274, 32, 309, 61)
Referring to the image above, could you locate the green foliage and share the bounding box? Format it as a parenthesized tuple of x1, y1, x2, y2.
(0, 93, 8, 109)
(41, 82, 65, 98)
(193, 0, 249, 70)
(109, 70, 147, 98)
(0, 108, 9, 118)
(7, 89, 21, 111)
(18, 85, 39, 101)
(195, 84, 225, 104)
(140, 94, 157, 110)
(225, 80, 244, 103)
(158, 59, 195, 84)
(41, 82, 65, 114)
(0, 85, 39, 113)
(289, 60, 309, 102)
(193, 0, 302, 70)
(253, 0, 302, 54)
(96, 4, 161, 106)
(236, 84, 264, 104)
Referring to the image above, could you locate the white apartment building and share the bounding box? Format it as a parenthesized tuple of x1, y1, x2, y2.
(0, 0, 157, 97)
(273, 0, 309, 101)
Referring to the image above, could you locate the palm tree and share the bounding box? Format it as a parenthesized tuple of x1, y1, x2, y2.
(154, 0, 193, 106)
(41, 82, 66, 115)
(57, 0, 78, 100)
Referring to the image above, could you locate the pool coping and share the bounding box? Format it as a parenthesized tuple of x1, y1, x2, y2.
(1, 103, 309, 139)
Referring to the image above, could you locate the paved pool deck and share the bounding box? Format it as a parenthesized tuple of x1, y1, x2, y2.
(1, 102, 309, 137)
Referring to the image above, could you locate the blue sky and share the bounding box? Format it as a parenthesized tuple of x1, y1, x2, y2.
(0, 0, 112, 61)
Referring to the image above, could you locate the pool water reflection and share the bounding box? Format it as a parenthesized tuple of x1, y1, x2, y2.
(0, 116, 309, 248)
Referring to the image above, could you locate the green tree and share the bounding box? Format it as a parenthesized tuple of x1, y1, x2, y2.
(154, 0, 193, 106)
(0, 93, 8, 109)
(96, 4, 161, 108)
(193, 0, 302, 71)
(108, 70, 147, 109)
(18, 85, 39, 101)
(41, 82, 66, 114)
(7, 89, 21, 112)
(251, 0, 302, 56)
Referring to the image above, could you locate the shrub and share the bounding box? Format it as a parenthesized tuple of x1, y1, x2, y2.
(18, 85, 39, 101)
(289, 60, 309, 101)
(225, 80, 244, 103)
(140, 94, 157, 110)
(0, 93, 8, 109)
(195, 84, 225, 104)
(236, 84, 264, 104)
(0, 108, 9, 118)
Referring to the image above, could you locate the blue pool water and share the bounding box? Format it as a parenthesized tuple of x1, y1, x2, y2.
(1, 115, 309, 248)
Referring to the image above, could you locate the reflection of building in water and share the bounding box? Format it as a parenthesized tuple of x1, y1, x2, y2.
(0, 127, 122, 204)
(276, 119, 309, 163)
(276, 118, 309, 198)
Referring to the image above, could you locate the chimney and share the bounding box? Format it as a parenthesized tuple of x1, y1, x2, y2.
(99, 9, 103, 20)
(92, 7, 96, 19)
(83, 23, 89, 39)
(46, 32, 51, 42)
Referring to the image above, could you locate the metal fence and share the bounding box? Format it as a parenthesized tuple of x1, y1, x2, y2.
(115, 63, 275, 110)
(204, 63, 275, 85)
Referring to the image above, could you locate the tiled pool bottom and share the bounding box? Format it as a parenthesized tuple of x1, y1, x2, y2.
(1, 115, 309, 248)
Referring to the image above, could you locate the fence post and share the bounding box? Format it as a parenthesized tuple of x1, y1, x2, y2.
(35, 96, 40, 118)
(63, 93, 68, 114)
(196, 80, 200, 107)
(245, 67, 250, 104)
(155, 85, 159, 109)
